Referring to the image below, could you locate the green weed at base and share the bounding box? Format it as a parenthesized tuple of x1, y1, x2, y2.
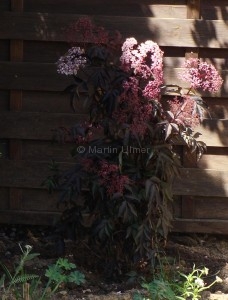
(133, 263, 222, 300)
(0, 244, 85, 300)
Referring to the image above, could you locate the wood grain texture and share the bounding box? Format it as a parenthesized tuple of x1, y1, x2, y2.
(0, 90, 10, 111)
(9, 188, 22, 210)
(0, 188, 9, 210)
(9, 90, 23, 111)
(173, 168, 228, 197)
(0, 40, 9, 60)
(0, 159, 72, 189)
(11, 0, 23, 11)
(10, 40, 23, 63)
(9, 139, 22, 160)
(0, 62, 226, 97)
(0, 111, 87, 140)
(0, 0, 228, 229)
(22, 91, 88, 114)
(21, 140, 75, 162)
(197, 153, 228, 170)
(183, 0, 199, 225)
(174, 195, 228, 222)
(194, 119, 228, 147)
(0, 62, 73, 91)
(187, 0, 200, 19)
(204, 98, 228, 119)
(11, 188, 61, 211)
(0, 210, 60, 225)
(23, 0, 187, 15)
(0, 160, 227, 198)
(24, 41, 68, 63)
(172, 219, 228, 234)
(1, 12, 228, 48)
(9, 0, 24, 210)
(0, 111, 226, 147)
(193, 196, 228, 219)
(23, 43, 189, 64)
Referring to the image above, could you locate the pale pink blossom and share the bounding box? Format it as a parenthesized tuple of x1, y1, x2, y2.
(57, 47, 87, 75)
(168, 95, 201, 128)
(120, 38, 137, 72)
(143, 80, 161, 100)
(120, 38, 163, 101)
(120, 38, 164, 83)
(178, 58, 223, 93)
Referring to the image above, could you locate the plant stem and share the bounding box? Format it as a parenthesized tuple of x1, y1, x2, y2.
(40, 278, 52, 300)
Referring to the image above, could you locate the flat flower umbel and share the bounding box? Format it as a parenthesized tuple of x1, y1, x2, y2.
(178, 57, 223, 93)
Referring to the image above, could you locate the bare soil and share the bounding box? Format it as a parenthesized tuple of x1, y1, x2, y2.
(1, 225, 228, 299)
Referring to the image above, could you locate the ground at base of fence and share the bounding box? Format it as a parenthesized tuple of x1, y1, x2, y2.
(1, 225, 228, 299)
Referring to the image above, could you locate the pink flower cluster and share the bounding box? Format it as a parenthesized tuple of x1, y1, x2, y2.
(120, 38, 164, 99)
(114, 77, 153, 136)
(178, 58, 223, 93)
(98, 160, 129, 196)
(114, 38, 165, 137)
(75, 17, 109, 44)
(57, 47, 87, 75)
(168, 95, 200, 128)
(67, 17, 122, 52)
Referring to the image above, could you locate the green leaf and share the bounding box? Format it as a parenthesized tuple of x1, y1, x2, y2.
(25, 253, 40, 261)
(45, 265, 65, 282)
(0, 262, 12, 280)
(57, 258, 76, 270)
(68, 270, 85, 285)
(118, 150, 123, 171)
(12, 274, 39, 284)
(146, 148, 154, 166)
(145, 179, 153, 199)
(133, 292, 145, 300)
(0, 274, 5, 288)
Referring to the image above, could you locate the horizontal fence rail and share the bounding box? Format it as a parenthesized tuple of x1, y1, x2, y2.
(0, 12, 228, 48)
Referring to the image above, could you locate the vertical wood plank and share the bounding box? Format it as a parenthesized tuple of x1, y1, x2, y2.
(10, 40, 24, 63)
(185, 0, 200, 56)
(9, 189, 21, 210)
(181, 0, 201, 219)
(9, 0, 24, 210)
(187, 0, 201, 19)
(11, 0, 23, 11)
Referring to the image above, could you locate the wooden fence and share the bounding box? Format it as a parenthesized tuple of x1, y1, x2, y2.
(0, 0, 228, 233)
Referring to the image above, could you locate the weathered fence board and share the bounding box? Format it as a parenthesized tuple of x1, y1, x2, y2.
(0, 112, 227, 147)
(0, 112, 87, 140)
(193, 197, 228, 219)
(172, 219, 228, 235)
(0, 158, 228, 199)
(25, 1, 187, 18)
(0, 0, 228, 232)
(173, 169, 228, 197)
(0, 211, 60, 225)
(0, 160, 71, 188)
(0, 63, 226, 97)
(1, 13, 228, 48)
(197, 154, 228, 170)
(21, 141, 74, 162)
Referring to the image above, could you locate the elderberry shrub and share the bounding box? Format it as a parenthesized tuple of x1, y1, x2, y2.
(45, 17, 222, 275)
